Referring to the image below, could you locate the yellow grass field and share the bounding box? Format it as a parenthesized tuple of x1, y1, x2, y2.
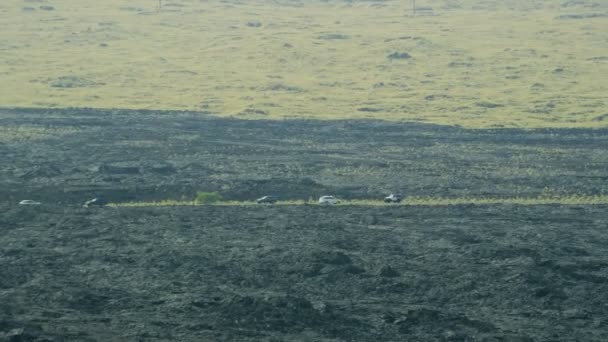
(1, 0, 606, 128)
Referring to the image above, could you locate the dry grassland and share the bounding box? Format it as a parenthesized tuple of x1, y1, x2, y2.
(1, 0, 607, 128)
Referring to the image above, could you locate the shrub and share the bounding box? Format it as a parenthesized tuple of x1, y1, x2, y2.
(194, 191, 222, 204)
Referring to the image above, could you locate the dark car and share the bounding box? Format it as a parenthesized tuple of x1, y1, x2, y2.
(384, 194, 402, 203)
(256, 195, 278, 204)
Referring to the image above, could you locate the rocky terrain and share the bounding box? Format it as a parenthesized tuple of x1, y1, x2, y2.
(1, 204, 607, 341)
(1, 108, 607, 205)
(1, 108, 608, 341)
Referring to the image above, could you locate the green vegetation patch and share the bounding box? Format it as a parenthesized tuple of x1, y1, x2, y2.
(194, 191, 223, 204)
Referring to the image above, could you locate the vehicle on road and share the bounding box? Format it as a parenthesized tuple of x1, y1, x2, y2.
(19, 200, 41, 205)
(83, 198, 108, 208)
(384, 194, 402, 203)
(256, 195, 278, 204)
(318, 196, 340, 205)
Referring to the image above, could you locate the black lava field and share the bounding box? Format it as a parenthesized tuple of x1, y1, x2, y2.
(1, 108, 607, 341)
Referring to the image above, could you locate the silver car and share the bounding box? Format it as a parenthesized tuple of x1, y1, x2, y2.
(19, 200, 42, 205)
(318, 196, 340, 205)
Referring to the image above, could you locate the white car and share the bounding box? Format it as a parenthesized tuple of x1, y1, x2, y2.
(83, 198, 108, 208)
(384, 194, 403, 203)
(318, 196, 340, 205)
(19, 200, 42, 205)
(256, 195, 278, 204)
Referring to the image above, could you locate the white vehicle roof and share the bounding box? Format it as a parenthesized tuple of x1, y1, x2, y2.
(19, 200, 41, 205)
